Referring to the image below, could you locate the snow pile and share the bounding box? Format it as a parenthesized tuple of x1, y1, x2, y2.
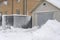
(0, 20, 60, 40)
(0, 31, 32, 40)
(32, 20, 60, 40)
(0, 27, 32, 40)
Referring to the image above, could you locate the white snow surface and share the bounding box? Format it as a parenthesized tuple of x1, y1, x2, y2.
(46, 0, 60, 9)
(32, 20, 60, 40)
(0, 20, 60, 40)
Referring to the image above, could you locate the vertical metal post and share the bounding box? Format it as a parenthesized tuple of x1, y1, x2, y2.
(12, 0, 14, 26)
(23, 0, 27, 15)
(12, 0, 13, 15)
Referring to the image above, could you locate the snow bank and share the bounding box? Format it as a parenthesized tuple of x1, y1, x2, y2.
(0, 27, 32, 40)
(0, 20, 60, 40)
(32, 20, 60, 40)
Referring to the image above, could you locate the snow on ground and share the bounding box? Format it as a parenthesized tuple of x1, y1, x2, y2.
(32, 20, 60, 40)
(0, 20, 60, 40)
(0, 28, 32, 40)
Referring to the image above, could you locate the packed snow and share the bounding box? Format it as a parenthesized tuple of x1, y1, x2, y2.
(0, 20, 60, 40)
(32, 20, 60, 40)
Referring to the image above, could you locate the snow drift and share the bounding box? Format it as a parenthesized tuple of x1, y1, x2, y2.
(0, 20, 60, 40)
(32, 20, 60, 40)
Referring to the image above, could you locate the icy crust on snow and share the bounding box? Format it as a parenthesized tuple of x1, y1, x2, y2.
(0, 20, 60, 40)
